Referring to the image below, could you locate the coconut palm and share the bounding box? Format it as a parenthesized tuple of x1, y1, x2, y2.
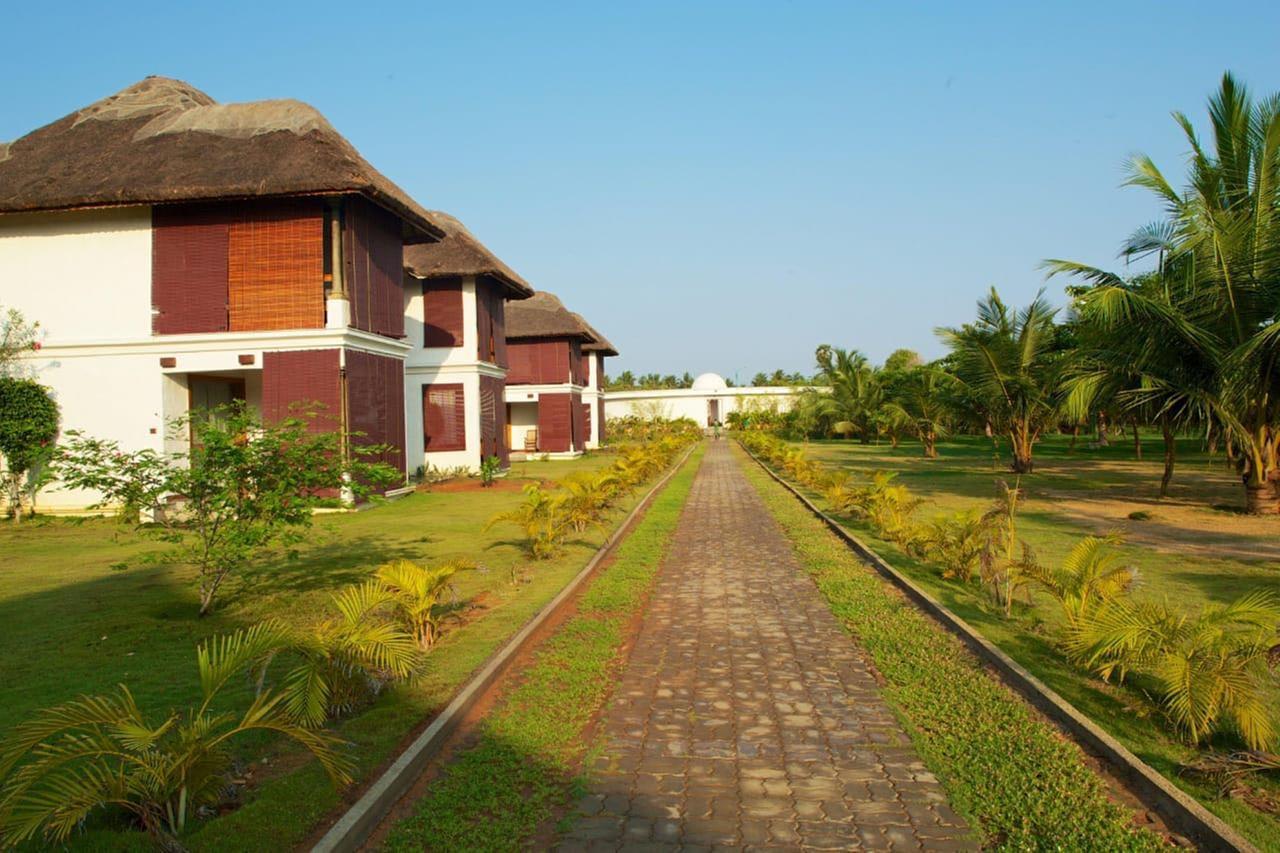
(915, 509, 990, 582)
(937, 289, 1064, 473)
(883, 364, 954, 458)
(0, 621, 352, 849)
(813, 346, 884, 444)
(1046, 73, 1280, 513)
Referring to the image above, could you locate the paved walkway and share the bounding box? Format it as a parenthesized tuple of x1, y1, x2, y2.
(560, 441, 973, 851)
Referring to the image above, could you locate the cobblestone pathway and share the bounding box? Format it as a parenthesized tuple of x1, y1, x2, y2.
(560, 441, 973, 851)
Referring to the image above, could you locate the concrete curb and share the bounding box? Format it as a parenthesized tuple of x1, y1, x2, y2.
(311, 443, 700, 853)
(740, 444, 1256, 853)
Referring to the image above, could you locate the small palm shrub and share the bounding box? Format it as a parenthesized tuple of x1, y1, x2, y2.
(1024, 534, 1136, 627)
(857, 471, 921, 545)
(282, 583, 422, 726)
(376, 558, 472, 650)
(978, 479, 1031, 616)
(0, 622, 353, 849)
(479, 455, 502, 487)
(486, 483, 569, 560)
(558, 469, 620, 533)
(821, 472, 861, 515)
(915, 509, 990, 582)
(1067, 591, 1280, 749)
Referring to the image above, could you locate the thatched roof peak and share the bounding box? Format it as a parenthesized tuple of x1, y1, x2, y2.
(507, 291, 597, 342)
(0, 76, 443, 242)
(403, 210, 533, 298)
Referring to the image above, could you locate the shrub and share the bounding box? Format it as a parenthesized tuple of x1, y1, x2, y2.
(56, 403, 400, 616)
(1024, 534, 1136, 627)
(0, 376, 58, 523)
(915, 509, 990, 582)
(376, 558, 471, 650)
(1067, 591, 1280, 749)
(557, 469, 620, 533)
(486, 483, 569, 560)
(0, 622, 352, 849)
(479, 455, 502, 487)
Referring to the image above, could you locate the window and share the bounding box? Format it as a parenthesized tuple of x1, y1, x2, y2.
(423, 383, 466, 451)
(423, 279, 464, 347)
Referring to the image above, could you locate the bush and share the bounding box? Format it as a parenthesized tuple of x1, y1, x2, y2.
(0, 376, 58, 523)
(0, 622, 354, 849)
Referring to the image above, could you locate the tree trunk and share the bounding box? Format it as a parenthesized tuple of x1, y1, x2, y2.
(1096, 413, 1109, 447)
(1068, 424, 1079, 452)
(1010, 429, 1034, 473)
(1242, 426, 1280, 514)
(923, 431, 937, 459)
(1131, 421, 1141, 460)
(1245, 483, 1280, 514)
(1160, 423, 1175, 498)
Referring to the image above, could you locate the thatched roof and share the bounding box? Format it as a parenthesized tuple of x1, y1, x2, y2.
(572, 313, 618, 356)
(402, 211, 533, 298)
(506, 291, 596, 342)
(0, 77, 443, 242)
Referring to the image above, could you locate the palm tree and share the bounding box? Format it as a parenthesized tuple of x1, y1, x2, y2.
(937, 289, 1064, 473)
(883, 364, 954, 457)
(0, 621, 352, 848)
(1054, 273, 1216, 496)
(1046, 73, 1280, 513)
(814, 346, 884, 444)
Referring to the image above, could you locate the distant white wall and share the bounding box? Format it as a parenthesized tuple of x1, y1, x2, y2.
(0, 207, 153, 343)
(603, 387, 803, 426)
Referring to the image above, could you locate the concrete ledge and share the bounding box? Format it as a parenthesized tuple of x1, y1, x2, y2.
(740, 445, 1256, 853)
(311, 442, 700, 853)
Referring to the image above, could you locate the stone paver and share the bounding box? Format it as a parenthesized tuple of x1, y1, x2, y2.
(559, 442, 974, 851)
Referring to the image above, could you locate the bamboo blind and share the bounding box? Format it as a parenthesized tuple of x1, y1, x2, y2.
(228, 202, 324, 331)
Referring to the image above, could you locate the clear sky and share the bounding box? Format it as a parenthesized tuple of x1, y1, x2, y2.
(4, 2, 1279, 381)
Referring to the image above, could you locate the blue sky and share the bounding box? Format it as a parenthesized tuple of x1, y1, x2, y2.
(5, 2, 1279, 381)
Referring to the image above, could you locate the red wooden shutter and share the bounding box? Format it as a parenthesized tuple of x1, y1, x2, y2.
(423, 279, 464, 347)
(343, 197, 405, 339)
(582, 401, 592, 443)
(152, 205, 230, 334)
(261, 349, 341, 430)
(537, 392, 571, 452)
(481, 374, 509, 465)
(423, 383, 466, 451)
(344, 349, 406, 476)
(570, 391, 585, 451)
(598, 398, 606, 444)
(492, 291, 508, 368)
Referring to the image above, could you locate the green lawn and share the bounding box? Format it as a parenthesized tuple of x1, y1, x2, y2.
(0, 449, 660, 851)
(776, 432, 1280, 849)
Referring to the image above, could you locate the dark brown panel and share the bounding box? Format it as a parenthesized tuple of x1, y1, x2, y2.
(423, 382, 466, 452)
(344, 197, 405, 339)
(598, 397, 606, 445)
(345, 349, 406, 477)
(537, 392, 572, 453)
(582, 401, 592, 445)
(570, 390, 585, 452)
(261, 349, 341, 431)
(479, 374, 508, 466)
(423, 278, 464, 347)
(152, 205, 229, 334)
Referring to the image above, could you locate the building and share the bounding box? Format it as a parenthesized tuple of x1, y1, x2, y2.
(0, 77, 446, 510)
(603, 372, 803, 426)
(571, 314, 617, 449)
(402, 213, 533, 474)
(504, 292, 599, 458)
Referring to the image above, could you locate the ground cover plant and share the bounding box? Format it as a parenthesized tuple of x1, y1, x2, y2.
(743, 431, 1280, 847)
(382, 445, 704, 851)
(735, 445, 1167, 850)
(0, 449, 676, 850)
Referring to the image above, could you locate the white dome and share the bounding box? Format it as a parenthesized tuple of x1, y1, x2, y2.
(691, 372, 728, 392)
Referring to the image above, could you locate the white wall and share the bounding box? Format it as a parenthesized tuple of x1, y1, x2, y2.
(0, 207, 153, 343)
(508, 401, 538, 453)
(603, 388, 802, 426)
(403, 275, 478, 369)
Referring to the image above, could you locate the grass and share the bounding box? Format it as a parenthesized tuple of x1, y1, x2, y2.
(382, 445, 704, 851)
(736, 444, 1167, 850)
(778, 433, 1280, 849)
(0, 449, 659, 851)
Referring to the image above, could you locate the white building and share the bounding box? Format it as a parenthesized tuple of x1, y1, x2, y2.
(603, 373, 802, 426)
(0, 78, 536, 510)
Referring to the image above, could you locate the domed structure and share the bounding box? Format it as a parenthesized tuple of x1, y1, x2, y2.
(691, 372, 728, 392)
